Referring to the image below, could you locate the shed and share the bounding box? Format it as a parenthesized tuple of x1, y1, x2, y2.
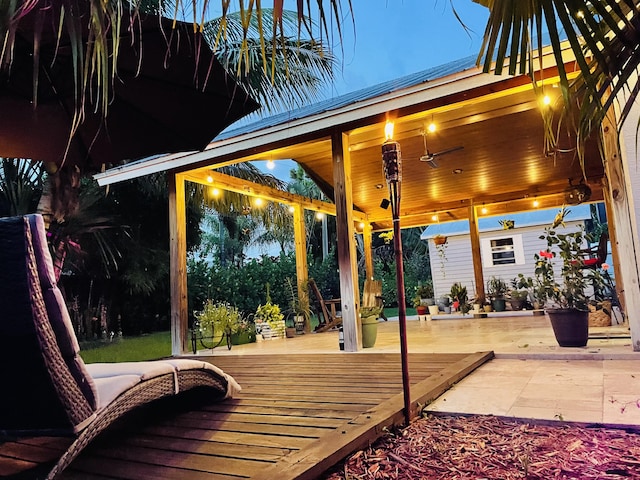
(421, 205, 595, 300)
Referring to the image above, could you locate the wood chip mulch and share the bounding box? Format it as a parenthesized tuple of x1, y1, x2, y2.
(322, 414, 640, 479)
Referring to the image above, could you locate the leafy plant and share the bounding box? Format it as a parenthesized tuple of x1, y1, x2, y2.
(285, 277, 311, 329)
(360, 306, 382, 318)
(449, 282, 470, 315)
(535, 207, 593, 310)
(486, 276, 508, 299)
(194, 300, 244, 338)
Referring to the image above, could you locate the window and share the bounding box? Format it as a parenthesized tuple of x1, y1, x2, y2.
(482, 235, 525, 267)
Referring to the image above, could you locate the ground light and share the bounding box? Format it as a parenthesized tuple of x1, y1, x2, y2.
(381, 120, 411, 426)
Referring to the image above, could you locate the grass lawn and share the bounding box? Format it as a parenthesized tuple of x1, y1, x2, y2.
(78, 308, 415, 364)
(80, 331, 172, 363)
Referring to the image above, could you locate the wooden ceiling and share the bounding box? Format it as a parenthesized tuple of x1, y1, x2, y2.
(185, 68, 605, 232)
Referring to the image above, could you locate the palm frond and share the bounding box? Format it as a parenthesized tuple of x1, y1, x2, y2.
(204, 9, 336, 114)
(473, 0, 640, 162)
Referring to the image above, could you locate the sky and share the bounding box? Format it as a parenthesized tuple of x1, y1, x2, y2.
(251, 1, 491, 180)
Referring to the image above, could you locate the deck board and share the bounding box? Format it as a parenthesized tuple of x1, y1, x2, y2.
(1, 352, 492, 479)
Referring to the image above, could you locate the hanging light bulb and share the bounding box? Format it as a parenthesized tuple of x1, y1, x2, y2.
(428, 122, 436, 133)
(254, 197, 264, 207)
(481, 204, 488, 215)
(431, 213, 438, 222)
(266, 159, 275, 170)
(533, 197, 540, 208)
(206, 174, 213, 183)
(316, 212, 325, 220)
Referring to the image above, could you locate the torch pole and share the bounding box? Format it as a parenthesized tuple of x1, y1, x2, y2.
(382, 129, 411, 426)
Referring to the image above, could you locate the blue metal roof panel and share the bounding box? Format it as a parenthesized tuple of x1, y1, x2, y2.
(420, 205, 592, 239)
(217, 55, 478, 140)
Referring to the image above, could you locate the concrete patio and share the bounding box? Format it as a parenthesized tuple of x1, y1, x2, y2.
(201, 312, 640, 428)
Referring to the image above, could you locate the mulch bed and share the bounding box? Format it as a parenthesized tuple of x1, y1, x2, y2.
(322, 414, 640, 479)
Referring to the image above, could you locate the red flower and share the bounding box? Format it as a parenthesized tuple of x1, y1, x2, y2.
(539, 250, 553, 259)
(601, 262, 610, 270)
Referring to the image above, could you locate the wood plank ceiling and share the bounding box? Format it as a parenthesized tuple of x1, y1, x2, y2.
(186, 71, 604, 232)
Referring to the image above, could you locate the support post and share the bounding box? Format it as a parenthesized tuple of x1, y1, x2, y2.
(332, 130, 360, 351)
(293, 204, 310, 332)
(468, 204, 486, 304)
(603, 107, 640, 349)
(168, 172, 188, 355)
(363, 222, 374, 281)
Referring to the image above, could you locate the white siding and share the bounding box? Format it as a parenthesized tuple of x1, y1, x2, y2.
(430, 220, 585, 299)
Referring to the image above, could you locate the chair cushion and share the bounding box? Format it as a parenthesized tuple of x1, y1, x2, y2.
(27, 214, 98, 410)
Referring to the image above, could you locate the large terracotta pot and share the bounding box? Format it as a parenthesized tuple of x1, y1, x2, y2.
(547, 308, 589, 347)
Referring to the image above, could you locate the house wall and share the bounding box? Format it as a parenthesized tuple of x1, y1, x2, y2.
(429, 220, 585, 301)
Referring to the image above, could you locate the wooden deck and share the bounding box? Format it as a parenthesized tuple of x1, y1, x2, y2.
(2, 352, 493, 479)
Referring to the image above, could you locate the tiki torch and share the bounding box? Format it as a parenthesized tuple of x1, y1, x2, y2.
(381, 121, 411, 426)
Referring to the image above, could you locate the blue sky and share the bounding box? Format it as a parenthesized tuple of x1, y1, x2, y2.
(251, 1, 491, 179)
(325, 1, 490, 96)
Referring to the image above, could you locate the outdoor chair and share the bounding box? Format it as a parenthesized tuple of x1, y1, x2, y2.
(580, 232, 609, 270)
(308, 278, 342, 333)
(0, 214, 241, 479)
(362, 279, 387, 321)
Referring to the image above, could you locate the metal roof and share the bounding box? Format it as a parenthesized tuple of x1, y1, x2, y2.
(217, 55, 478, 140)
(420, 205, 592, 239)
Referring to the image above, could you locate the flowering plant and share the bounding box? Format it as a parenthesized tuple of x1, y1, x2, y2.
(534, 207, 595, 311)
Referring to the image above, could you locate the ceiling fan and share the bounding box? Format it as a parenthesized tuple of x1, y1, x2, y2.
(419, 132, 464, 168)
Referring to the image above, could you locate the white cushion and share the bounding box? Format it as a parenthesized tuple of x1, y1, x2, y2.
(92, 375, 142, 410)
(86, 361, 175, 381)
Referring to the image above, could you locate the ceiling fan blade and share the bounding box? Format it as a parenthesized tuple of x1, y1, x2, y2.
(431, 145, 464, 157)
(419, 154, 438, 168)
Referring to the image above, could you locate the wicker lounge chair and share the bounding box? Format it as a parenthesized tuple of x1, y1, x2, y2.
(0, 214, 241, 479)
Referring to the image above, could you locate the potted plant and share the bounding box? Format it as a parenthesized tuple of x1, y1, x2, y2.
(360, 306, 382, 348)
(513, 273, 545, 315)
(438, 295, 452, 314)
(433, 236, 448, 277)
(486, 276, 508, 312)
(450, 282, 471, 315)
(412, 295, 428, 316)
(412, 281, 434, 315)
(193, 300, 243, 351)
(508, 277, 530, 311)
(285, 278, 312, 335)
(255, 284, 285, 339)
(535, 207, 593, 347)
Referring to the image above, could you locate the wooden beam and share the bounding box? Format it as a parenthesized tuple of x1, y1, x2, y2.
(168, 172, 188, 355)
(468, 204, 485, 304)
(363, 222, 374, 281)
(292, 205, 310, 333)
(603, 108, 640, 349)
(182, 170, 367, 223)
(602, 176, 625, 312)
(332, 131, 360, 351)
